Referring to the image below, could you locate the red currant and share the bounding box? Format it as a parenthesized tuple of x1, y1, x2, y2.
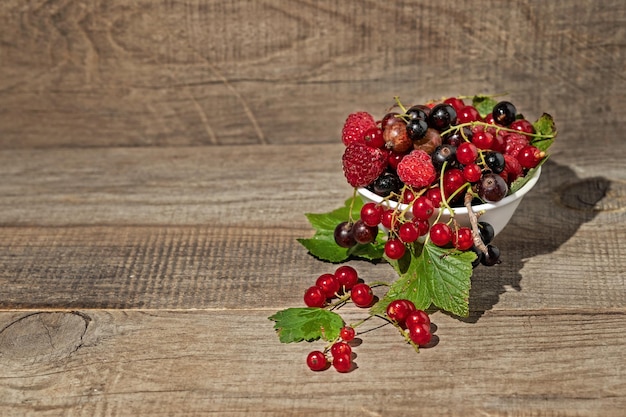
(517, 145, 543, 169)
(443, 168, 466, 200)
(388, 152, 405, 170)
(401, 188, 415, 204)
(456, 142, 478, 165)
(443, 97, 465, 112)
(330, 341, 352, 358)
(408, 322, 432, 346)
(414, 219, 430, 236)
(456, 105, 481, 123)
(306, 351, 328, 371)
(340, 326, 356, 342)
(429, 223, 452, 247)
(452, 227, 474, 251)
(380, 209, 398, 230)
(332, 354, 352, 373)
(386, 299, 416, 324)
(405, 309, 430, 329)
(510, 119, 535, 135)
(362, 127, 385, 149)
(304, 286, 326, 307)
(360, 202, 383, 227)
(462, 163, 482, 183)
(350, 283, 374, 308)
(398, 222, 419, 243)
(472, 130, 494, 150)
(385, 238, 406, 260)
(425, 187, 443, 208)
(315, 273, 340, 298)
(412, 196, 435, 221)
(334, 265, 358, 291)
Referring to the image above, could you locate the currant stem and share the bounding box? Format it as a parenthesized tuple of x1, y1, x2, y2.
(464, 190, 488, 254)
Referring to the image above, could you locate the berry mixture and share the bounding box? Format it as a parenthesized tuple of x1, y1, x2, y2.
(270, 94, 557, 373)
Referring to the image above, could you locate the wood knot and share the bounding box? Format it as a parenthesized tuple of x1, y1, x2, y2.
(0, 312, 90, 363)
(558, 177, 626, 212)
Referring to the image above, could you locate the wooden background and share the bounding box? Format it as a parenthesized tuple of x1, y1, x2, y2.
(1, 1, 625, 416)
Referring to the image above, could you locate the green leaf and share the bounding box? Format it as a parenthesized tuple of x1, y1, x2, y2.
(371, 242, 476, 317)
(269, 308, 344, 343)
(298, 197, 385, 262)
(472, 95, 499, 118)
(531, 113, 557, 152)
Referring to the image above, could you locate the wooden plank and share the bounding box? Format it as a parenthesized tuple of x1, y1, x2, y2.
(0, 310, 624, 416)
(1, 0, 625, 148)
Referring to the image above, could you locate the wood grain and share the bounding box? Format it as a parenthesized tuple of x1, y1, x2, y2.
(1, 310, 625, 417)
(1, 0, 625, 149)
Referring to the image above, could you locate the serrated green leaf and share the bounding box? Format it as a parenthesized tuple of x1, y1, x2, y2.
(269, 307, 344, 343)
(531, 113, 557, 152)
(298, 196, 385, 262)
(371, 242, 476, 317)
(472, 95, 499, 118)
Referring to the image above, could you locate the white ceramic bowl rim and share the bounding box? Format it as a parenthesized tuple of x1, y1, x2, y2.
(357, 166, 541, 215)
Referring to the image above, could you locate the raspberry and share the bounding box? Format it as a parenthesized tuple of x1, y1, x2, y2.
(342, 142, 388, 187)
(503, 133, 530, 158)
(499, 154, 524, 184)
(341, 112, 377, 146)
(396, 150, 437, 189)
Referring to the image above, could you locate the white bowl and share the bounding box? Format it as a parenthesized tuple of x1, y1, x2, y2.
(357, 167, 541, 238)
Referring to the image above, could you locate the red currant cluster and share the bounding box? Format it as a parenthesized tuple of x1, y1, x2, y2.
(306, 327, 356, 373)
(386, 299, 433, 346)
(304, 265, 373, 308)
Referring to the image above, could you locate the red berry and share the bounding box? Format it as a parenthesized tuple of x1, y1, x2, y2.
(307, 351, 328, 371)
(381, 209, 398, 230)
(443, 97, 465, 112)
(443, 168, 466, 200)
(388, 152, 406, 170)
(360, 202, 384, 227)
(462, 163, 482, 183)
(414, 219, 430, 236)
(315, 273, 340, 298)
(510, 119, 535, 135)
(398, 222, 420, 243)
(342, 112, 377, 146)
(304, 286, 326, 307)
(351, 283, 374, 307)
(332, 354, 352, 373)
(397, 150, 438, 189)
(456, 142, 479, 165)
(408, 322, 432, 346)
(412, 196, 435, 220)
(385, 238, 406, 260)
(401, 188, 416, 204)
(330, 341, 352, 358)
(517, 145, 544, 169)
(430, 223, 452, 247)
(456, 105, 481, 124)
(472, 130, 494, 150)
(452, 227, 474, 251)
(405, 309, 430, 329)
(362, 127, 385, 149)
(340, 326, 356, 342)
(425, 187, 443, 208)
(334, 265, 358, 291)
(342, 142, 389, 187)
(386, 299, 416, 324)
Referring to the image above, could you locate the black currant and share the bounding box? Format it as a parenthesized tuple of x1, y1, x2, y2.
(484, 152, 506, 174)
(477, 173, 508, 202)
(470, 245, 483, 268)
(406, 105, 430, 120)
(352, 219, 378, 244)
(428, 103, 457, 131)
(477, 221, 495, 245)
(443, 126, 473, 147)
(334, 222, 356, 248)
(431, 144, 457, 170)
(492, 101, 516, 126)
(406, 118, 428, 141)
(370, 171, 402, 197)
(480, 244, 501, 266)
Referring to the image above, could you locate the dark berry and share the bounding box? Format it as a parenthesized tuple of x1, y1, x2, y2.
(352, 219, 378, 244)
(492, 101, 517, 126)
(406, 118, 429, 141)
(480, 244, 501, 266)
(477, 173, 508, 202)
(406, 105, 430, 120)
(431, 144, 457, 170)
(443, 126, 473, 147)
(484, 151, 506, 174)
(370, 171, 402, 197)
(428, 103, 458, 131)
(478, 221, 495, 245)
(334, 222, 356, 248)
